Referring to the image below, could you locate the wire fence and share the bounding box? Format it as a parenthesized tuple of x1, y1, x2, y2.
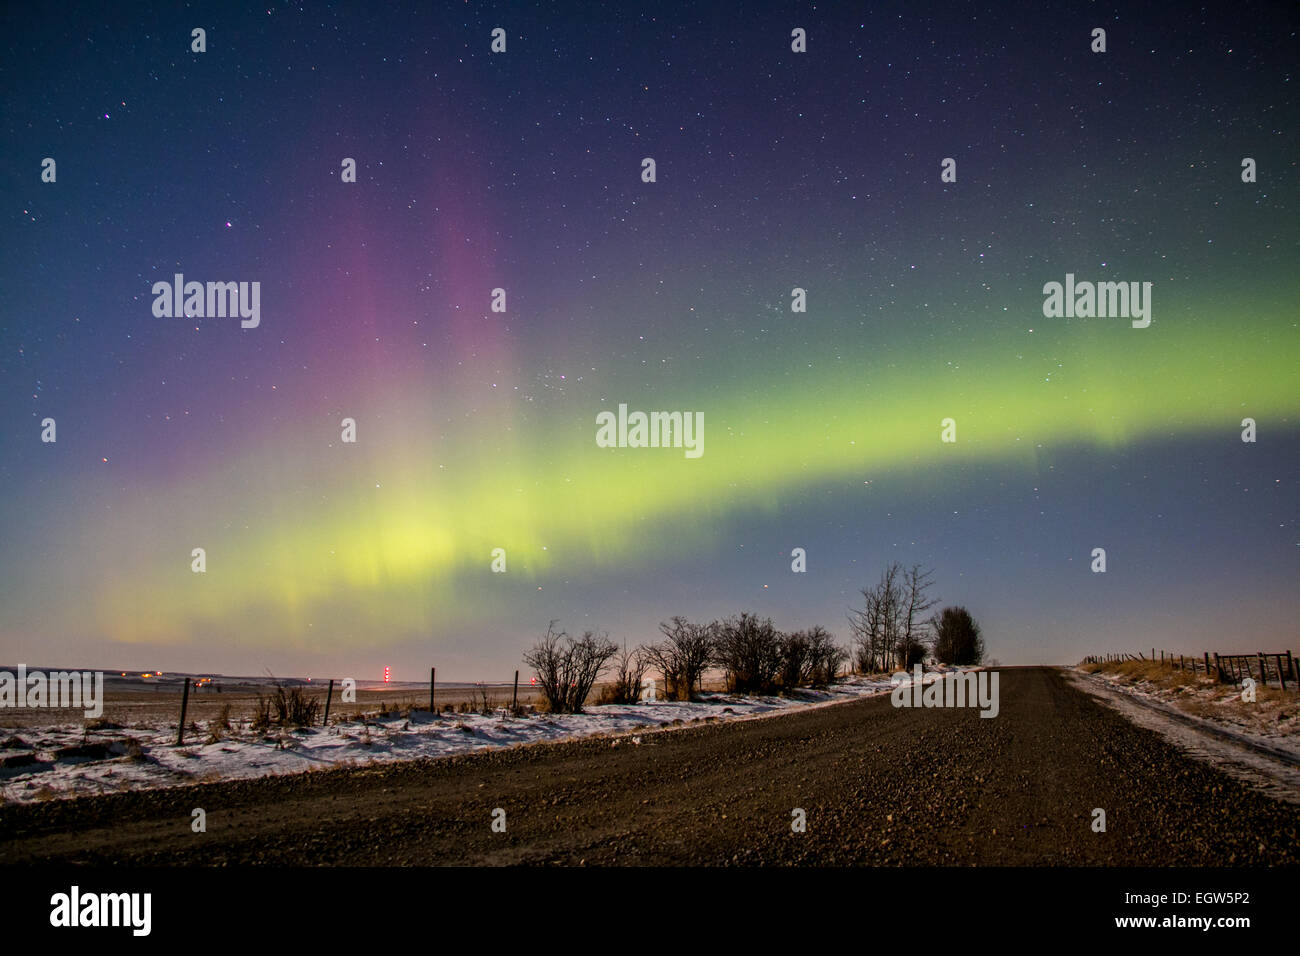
(1083, 648, 1297, 690)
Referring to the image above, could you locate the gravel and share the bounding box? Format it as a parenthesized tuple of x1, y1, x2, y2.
(2, 668, 1296, 866)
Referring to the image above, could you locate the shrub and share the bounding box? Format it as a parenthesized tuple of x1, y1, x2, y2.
(778, 630, 812, 690)
(805, 626, 847, 687)
(254, 682, 320, 731)
(206, 703, 233, 743)
(251, 695, 272, 734)
(271, 683, 321, 727)
(715, 613, 783, 694)
(599, 644, 650, 704)
(897, 640, 927, 668)
(523, 622, 620, 714)
(644, 617, 717, 701)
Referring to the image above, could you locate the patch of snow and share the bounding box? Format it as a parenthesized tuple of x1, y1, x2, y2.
(0, 676, 896, 805)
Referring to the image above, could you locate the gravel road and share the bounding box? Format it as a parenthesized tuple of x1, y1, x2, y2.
(3, 668, 1296, 865)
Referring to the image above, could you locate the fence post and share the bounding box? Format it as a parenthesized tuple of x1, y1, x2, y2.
(1280, 657, 1288, 692)
(177, 677, 191, 746)
(1258, 653, 1268, 688)
(512, 670, 519, 711)
(1204, 652, 1211, 677)
(323, 678, 334, 726)
(430, 667, 436, 715)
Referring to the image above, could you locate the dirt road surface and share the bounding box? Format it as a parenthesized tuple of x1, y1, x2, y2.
(3, 668, 1296, 865)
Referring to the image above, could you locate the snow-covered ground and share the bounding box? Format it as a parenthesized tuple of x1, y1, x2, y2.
(1074, 664, 1299, 759)
(0, 675, 896, 805)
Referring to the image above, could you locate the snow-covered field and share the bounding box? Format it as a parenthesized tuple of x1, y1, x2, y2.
(0, 676, 897, 805)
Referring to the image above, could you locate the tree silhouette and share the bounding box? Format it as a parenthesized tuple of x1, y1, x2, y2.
(931, 606, 985, 665)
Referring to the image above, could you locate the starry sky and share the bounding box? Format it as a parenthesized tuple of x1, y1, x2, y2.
(2, 1, 1297, 680)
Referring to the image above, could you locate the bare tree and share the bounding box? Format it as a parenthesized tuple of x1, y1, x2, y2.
(879, 562, 903, 670)
(849, 563, 937, 671)
(848, 584, 883, 673)
(849, 563, 903, 672)
(896, 564, 939, 668)
(523, 622, 619, 713)
(644, 617, 717, 701)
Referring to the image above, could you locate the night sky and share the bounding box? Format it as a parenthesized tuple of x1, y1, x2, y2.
(2, 2, 1297, 680)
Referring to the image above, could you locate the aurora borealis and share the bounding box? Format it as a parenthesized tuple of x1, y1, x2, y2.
(2, 2, 1297, 679)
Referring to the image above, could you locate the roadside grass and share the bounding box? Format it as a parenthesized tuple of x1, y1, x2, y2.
(1080, 658, 1298, 736)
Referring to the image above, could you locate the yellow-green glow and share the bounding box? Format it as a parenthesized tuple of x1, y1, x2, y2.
(78, 303, 1297, 646)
